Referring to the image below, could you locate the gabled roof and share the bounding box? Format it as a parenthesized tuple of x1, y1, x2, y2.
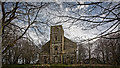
(64, 37, 77, 54)
(64, 37, 76, 45)
(41, 41, 50, 54)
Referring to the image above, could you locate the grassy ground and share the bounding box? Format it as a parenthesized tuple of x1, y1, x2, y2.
(2, 64, 120, 68)
(2, 64, 32, 68)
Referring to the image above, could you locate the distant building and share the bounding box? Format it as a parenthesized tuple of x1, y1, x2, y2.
(40, 25, 77, 64)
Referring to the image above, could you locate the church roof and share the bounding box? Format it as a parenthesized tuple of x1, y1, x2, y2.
(41, 41, 50, 54)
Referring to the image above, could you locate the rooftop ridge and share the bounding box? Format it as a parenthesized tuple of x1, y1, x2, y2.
(51, 25, 62, 27)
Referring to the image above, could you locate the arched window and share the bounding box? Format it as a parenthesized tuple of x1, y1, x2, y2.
(55, 36, 57, 41)
(55, 46, 58, 50)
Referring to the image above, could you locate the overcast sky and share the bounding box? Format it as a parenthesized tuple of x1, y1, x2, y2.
(25, 2, 119, 45)
(1, 2, 118, 45)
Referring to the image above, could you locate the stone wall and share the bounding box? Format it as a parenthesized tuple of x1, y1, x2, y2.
(40, 54, 76, 64)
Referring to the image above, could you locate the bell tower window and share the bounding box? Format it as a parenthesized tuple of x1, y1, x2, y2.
(55, 46, 58, 50)
(55, 36, 57, 41)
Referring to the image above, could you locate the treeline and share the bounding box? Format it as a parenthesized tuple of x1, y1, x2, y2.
(93, 33, 120, 65)
(2, 24, 41, 64)
(77, 33, 120, 65)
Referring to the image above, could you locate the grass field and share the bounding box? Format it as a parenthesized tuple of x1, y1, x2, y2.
(2, 64, 120, 68)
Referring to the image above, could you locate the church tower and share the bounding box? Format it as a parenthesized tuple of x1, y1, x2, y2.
(40, 25, 77, 64)
(50, 25, 64, 63)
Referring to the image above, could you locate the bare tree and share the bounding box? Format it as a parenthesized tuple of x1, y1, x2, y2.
(94, 33, 120, 65)
(1, 2, 49, 54)
(77, 43, 86, 64)
(47, 2, 120, 40)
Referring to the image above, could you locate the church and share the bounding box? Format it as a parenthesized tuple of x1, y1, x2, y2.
(39, 25, 77, 64)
